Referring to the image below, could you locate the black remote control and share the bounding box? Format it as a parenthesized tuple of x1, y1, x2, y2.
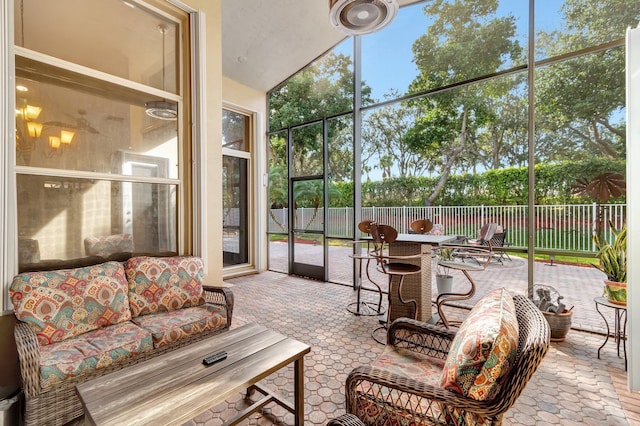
(202, 351, 227, 366)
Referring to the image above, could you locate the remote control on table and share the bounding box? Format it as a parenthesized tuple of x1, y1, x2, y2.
(202, 351, 227, 366)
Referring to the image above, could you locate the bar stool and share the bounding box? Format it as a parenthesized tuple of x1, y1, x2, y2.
(370, 224, 422, 344)
(409, 219, 433, 234)
(431, 245, 491, 328)
(347, 220, 385, 316)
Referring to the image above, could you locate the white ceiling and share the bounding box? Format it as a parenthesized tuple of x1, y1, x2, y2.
(222, 0, 420, 93)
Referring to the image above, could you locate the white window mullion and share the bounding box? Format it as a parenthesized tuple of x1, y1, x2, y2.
(1, 0, 16, 311)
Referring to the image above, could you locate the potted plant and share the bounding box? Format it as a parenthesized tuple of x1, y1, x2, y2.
(593, 221, 627, 305)
(533, 284, 574, 342)
(435, 247, 454, 295)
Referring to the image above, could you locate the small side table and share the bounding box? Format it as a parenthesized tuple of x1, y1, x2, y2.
(594, 297, 627, 370)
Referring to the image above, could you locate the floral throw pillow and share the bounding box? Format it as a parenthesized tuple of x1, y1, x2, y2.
(126, 256, 205, 317)
(441, 287, 519, 401)
(10, 261, 131, 346)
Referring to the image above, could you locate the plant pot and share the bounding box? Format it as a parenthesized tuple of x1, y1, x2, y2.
(436, 275, 453, 295)
(542, 309, 573, 342)
(604, 280, 627, 306)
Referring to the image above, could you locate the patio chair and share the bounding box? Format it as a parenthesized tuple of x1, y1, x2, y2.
(369, 224, 422, 343)
(327, 289, 551, 426)
(487, 229, 509, 263)
(347, 220, 385, 316)
(467, 222, 499, 246)
(433, 245, 492, 328)
(409, 219, 433, 234)
(464, 223, 510, 264)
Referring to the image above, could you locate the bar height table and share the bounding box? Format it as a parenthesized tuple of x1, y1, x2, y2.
(387, 234, 457, 323)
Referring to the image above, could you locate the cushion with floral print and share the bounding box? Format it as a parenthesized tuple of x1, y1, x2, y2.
(441, 287, 519, 401)
(125, 256, 206, 317)
(10, 261, 131, 346)
(132, 304, 227, 348)
(354, 346, 447, 425)
(39, 322, 152, 390)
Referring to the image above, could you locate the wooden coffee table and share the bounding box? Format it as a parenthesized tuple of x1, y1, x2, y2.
(76, 323, 311, 425)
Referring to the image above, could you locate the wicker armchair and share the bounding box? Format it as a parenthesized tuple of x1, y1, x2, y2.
(328, 294, 550, 426)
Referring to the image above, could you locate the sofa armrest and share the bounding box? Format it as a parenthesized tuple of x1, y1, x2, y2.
(387, 318, 456, 360)
(203, 286, 234, 327)
(14, 321, 41, 398)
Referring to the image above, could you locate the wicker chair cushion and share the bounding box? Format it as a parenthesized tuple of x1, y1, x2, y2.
(39, 322, 152, 390)
(132, 304, 227, 348)
(373, 346, 445, 383)
(126, 256, 206, 317)
(84, 233, 134, 257)
(354, 347, 448, 425)
(10, 261, 132, 346)
(441, 287, 519, 401)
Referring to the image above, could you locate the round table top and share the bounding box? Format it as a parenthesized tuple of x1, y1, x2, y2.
(594, 296, 627, 310)
(438, 260, 484, 271)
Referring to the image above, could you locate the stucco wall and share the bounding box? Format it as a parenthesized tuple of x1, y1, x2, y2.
(187, 0, 224, 285)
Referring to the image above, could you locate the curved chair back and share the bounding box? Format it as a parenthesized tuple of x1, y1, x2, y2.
(370, 224, 398, 246)
(357, 220, 375, 235)
(410, 219, 433, 234)
(478, 223, 499, 241)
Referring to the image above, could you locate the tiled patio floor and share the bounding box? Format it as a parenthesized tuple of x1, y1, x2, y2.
(185, 270, 640, 426)
(270, 241, 620, 334)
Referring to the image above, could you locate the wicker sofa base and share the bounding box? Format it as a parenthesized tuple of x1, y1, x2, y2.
(16, 286, 234, 426)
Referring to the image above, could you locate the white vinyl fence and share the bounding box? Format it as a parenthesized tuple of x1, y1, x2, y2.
(268, 203, 626, 253)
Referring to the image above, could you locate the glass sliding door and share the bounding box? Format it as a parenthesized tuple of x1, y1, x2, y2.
(222, 108, 252, 269)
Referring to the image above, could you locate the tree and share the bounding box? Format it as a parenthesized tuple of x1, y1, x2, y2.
(535, 0, 639, 161)
(404, 0, 522, 205)
(362, 91, 433, 180)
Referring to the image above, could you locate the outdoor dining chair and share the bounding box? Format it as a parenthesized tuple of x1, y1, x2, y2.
(369, 223, 422, 343)
(347, 220, 385, 316)
(433, 245, 493, 328)
(409, 218, 433, 234)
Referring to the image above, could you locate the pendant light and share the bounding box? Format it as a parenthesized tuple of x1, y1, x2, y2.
(145, 24, 178, 120)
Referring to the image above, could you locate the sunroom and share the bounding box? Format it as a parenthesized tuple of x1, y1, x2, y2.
(0, 0, 639, 424)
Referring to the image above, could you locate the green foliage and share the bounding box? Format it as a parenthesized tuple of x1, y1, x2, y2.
(593, 222, 627, 282)
(269, 51, 372, 130)
(351, 158, 625, 207)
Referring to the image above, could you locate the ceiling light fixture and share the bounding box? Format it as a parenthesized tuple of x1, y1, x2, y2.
(329, 0, 399, 36)
(145, 24, 177, 121)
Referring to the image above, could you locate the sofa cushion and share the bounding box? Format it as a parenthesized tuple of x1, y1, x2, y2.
(441, 287, 519, 401)
(132, 304, 227, 348)
(126, 256, 206, 317)
(10, 261, 132, 346)
(39, 321, 153, 390)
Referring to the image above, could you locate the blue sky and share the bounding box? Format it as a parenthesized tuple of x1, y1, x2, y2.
(336, 0, 565, 101)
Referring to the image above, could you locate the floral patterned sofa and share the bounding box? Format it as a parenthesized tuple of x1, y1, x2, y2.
(10, 255, 234, 426)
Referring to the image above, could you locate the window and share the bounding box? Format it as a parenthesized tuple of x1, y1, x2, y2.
(13, 0, 190, 271)
(222, 107, 253, 270)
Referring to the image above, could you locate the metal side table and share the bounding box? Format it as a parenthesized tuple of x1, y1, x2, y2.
(594, 297, 627, 370)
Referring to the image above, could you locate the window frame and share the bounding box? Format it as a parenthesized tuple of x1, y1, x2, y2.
(222, 104, 257, 277)
(1, 0, 206, 310)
